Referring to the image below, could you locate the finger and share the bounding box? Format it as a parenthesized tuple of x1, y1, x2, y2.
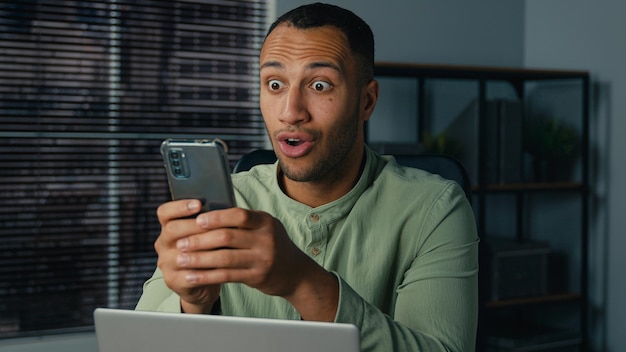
(163, 267, 210, 291)
(195, 207, 266, 230)
(158, 250, 217, 288)
(156, 221, 207, 258)
(156, 199, 202, 225)
(183, 268, 258, 286)
(176, 248, 256, 271)
(177, 228, 253, 252)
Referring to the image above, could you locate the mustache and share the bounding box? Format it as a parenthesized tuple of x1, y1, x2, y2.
(273, 127, 320, 139)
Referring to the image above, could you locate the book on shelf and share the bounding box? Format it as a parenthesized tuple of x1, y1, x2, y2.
(445, 99, 523, 185)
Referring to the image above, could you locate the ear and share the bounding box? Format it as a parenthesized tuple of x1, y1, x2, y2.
(360, 79, 379, 122)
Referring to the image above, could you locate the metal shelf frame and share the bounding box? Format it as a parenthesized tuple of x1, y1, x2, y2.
(374, 62, 590, 351)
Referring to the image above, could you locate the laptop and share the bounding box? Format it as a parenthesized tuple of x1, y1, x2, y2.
(94, 308, 360, 352)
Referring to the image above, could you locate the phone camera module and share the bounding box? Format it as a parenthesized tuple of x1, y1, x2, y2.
(168, 149, 189, 178)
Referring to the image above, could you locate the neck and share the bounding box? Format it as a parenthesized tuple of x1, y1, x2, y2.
(280, 147, 366, 208)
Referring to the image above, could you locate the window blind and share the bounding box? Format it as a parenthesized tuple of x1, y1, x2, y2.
(0, 0, 268, 338)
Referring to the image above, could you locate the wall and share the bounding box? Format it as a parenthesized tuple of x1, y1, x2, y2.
(276, 0, 525, 66)
(0, 333, 97, 352)
(276, 0, 525, 144)
(524, 1, 626, 350)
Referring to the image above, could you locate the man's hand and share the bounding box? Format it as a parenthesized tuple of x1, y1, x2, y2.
(154, 199, 221, 314)
(154, 199, 339, 321)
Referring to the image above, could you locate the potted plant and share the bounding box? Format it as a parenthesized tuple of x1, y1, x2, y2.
(422, 131, 461, 158)
(525, 117, 579, 182)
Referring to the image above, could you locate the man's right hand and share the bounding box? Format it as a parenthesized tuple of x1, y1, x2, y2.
(154, 199, 220, 314)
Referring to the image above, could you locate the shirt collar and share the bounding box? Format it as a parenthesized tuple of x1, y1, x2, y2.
(270, 146, 384, 225)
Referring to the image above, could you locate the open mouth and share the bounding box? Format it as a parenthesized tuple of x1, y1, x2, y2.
(285, 138, 303, 146)
(276, 133, 315, 158)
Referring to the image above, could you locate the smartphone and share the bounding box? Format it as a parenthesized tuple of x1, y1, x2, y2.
(160, 138, 236, 212)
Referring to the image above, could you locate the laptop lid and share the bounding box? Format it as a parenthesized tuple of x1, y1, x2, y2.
(94, 308, 360, 352)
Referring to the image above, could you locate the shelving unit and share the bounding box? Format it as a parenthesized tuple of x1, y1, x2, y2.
(372, 62, 590, 351)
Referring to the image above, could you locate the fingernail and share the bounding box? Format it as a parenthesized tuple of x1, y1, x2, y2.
(177, 254, 189, 266)
(177, 238, 188, 250)
(196, 215, 208, 228)
(188, 200, 200, 211)
(185, 273, 197, 283)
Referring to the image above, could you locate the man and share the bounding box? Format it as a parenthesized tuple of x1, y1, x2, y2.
(136, 3, 479, 351)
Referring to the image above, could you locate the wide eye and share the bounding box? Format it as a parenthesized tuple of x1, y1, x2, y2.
(268, 79, 285, 91)
(311, 80, 332, 92)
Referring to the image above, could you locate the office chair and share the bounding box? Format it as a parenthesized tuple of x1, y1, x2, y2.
(393, 154, 473, 202)
(233, 149, 277, 173)
(233, 149, 472, 201)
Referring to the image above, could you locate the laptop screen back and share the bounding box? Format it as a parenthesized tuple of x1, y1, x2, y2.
(94, 308, 360, 352)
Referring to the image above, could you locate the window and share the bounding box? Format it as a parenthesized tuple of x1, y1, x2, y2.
(0, 0, 268, 338)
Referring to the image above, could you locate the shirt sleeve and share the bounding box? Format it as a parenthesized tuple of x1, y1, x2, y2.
(333, 182, 479, 352)
(135, 268, 182, 313)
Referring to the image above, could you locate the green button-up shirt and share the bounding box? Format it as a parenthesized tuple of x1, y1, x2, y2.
(136, 147, 479, 352)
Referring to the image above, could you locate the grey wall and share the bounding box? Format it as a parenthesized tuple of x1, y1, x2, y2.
(276, 0, 525, 66)
(524, 1, 626, 350)
(276, 0, 525, 145)
(0, 333, 96, 352)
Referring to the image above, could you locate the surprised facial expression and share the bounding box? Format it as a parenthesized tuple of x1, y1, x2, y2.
(259, 24, 370, 183)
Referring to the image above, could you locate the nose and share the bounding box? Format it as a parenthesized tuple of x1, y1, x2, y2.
(279, 87, 309, 125)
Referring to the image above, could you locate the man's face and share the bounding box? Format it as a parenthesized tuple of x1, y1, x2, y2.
(259, 24, 373, 183)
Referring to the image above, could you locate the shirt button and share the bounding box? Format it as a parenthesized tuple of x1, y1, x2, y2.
(309, 213, 320, 222)
(311, 247, 321, 256)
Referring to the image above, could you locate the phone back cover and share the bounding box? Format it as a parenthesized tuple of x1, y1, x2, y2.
(161, 140, 235, 211)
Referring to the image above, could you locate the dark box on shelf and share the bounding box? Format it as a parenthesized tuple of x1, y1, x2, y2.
(485, 321, 581, 351)
(482, 237, 551, 300)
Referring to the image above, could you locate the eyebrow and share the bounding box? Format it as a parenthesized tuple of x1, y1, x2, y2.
(260, 61, 284, 71)
(307, 61, 342, 73)
(259, 60, 342, 74)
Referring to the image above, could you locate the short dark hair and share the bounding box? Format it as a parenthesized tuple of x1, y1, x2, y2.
(265, 3, 375, 86)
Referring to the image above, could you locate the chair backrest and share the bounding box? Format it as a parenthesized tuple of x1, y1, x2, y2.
(233, 149, 277, 173)
(393, 154, 473, 202)
(233, 149, 472, 201)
